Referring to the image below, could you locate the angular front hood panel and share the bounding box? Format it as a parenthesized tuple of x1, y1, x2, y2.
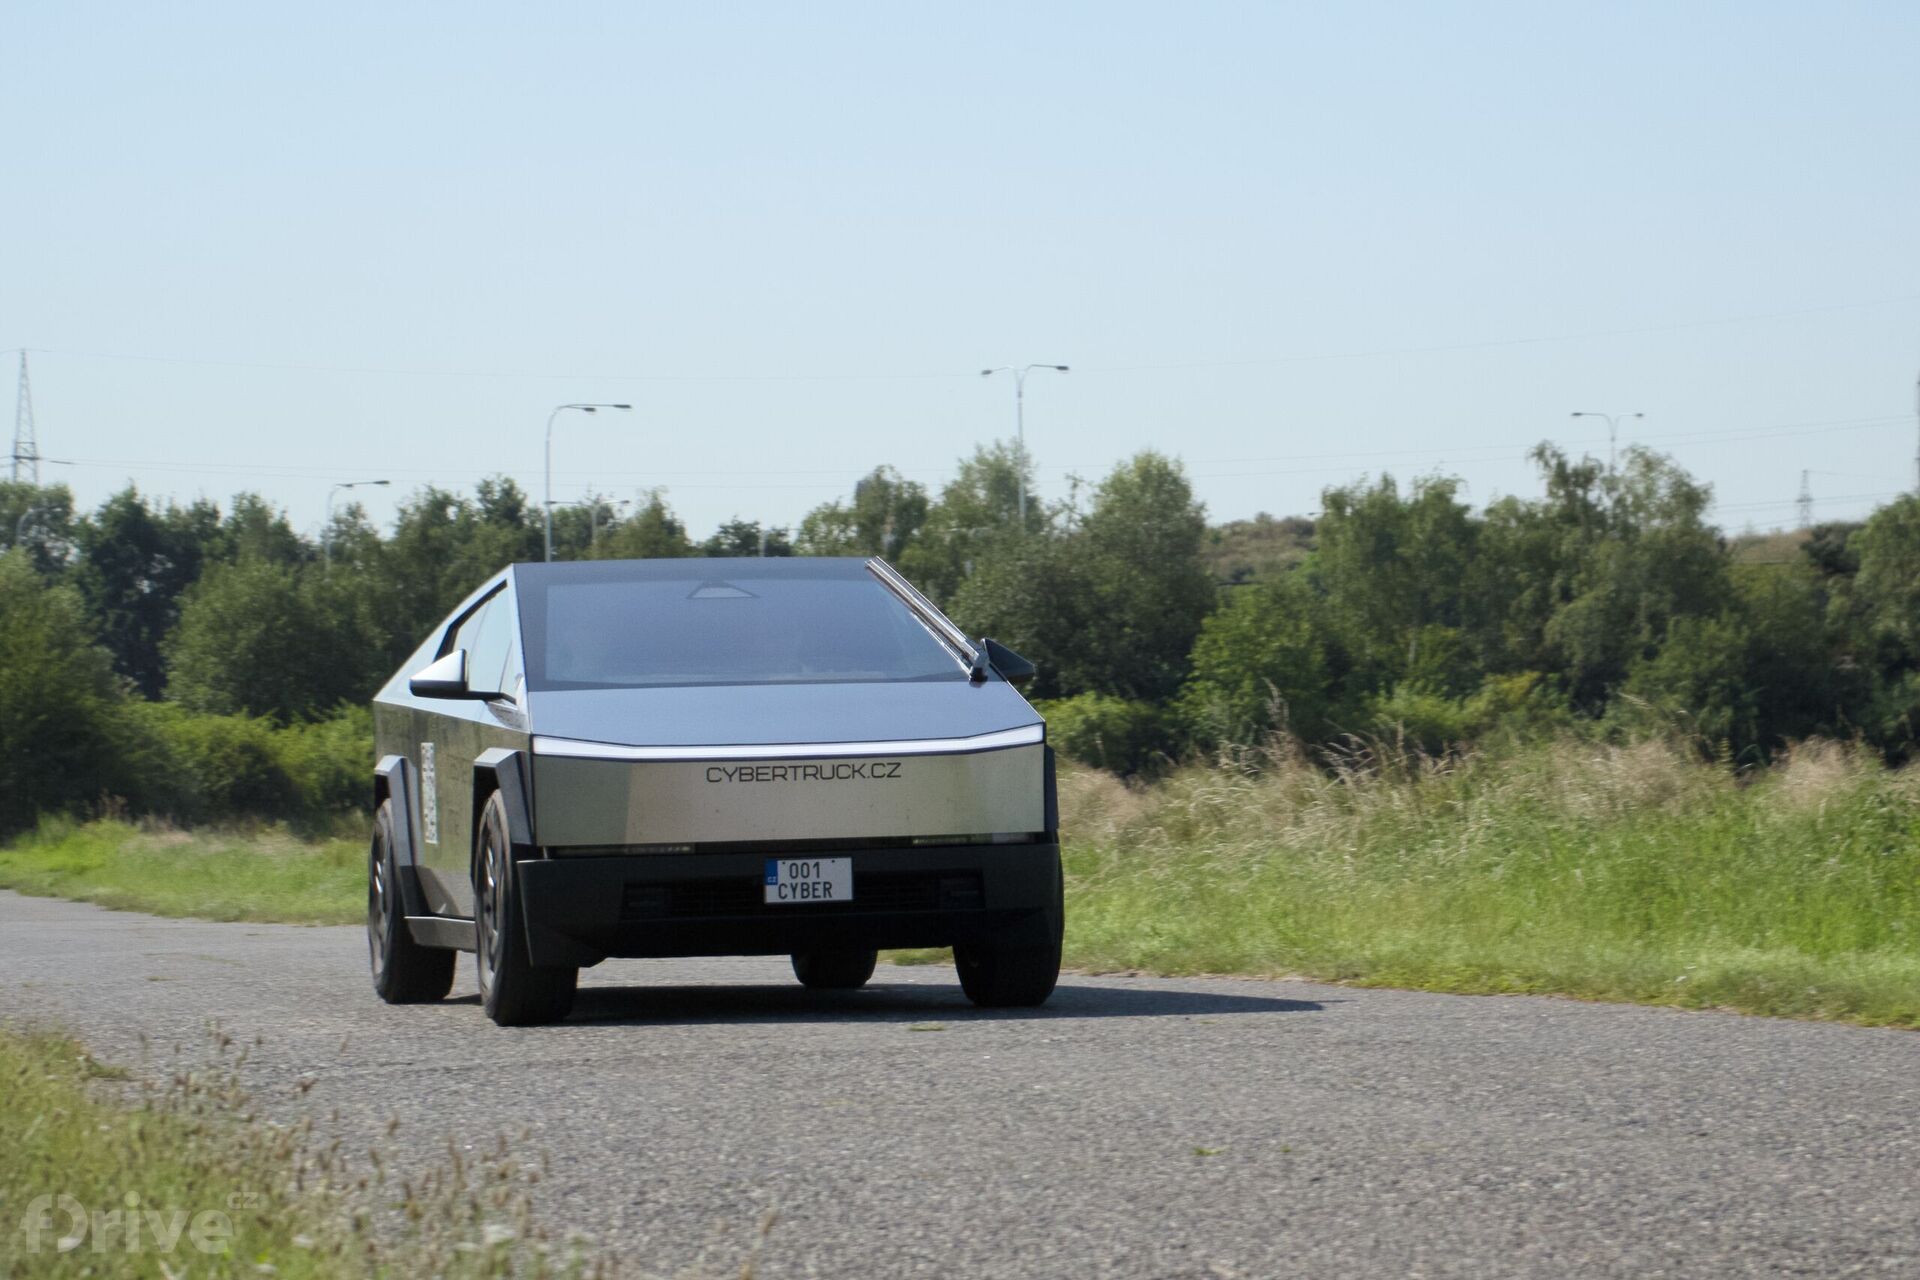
(527, 680, 1039, 749)
(531, 744, 1046, 846)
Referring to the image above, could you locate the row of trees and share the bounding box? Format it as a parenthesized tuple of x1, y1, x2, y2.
(5, 434, 1920, 829)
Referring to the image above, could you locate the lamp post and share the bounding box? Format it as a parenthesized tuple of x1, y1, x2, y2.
(1571, 411, 1644, 474)
(325, 479, 390, 566)
(545, 403, 632, 561)
(981, 364, 1069, 526)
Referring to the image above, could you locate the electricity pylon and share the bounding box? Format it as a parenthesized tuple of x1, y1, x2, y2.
(9, 352, 38, 485)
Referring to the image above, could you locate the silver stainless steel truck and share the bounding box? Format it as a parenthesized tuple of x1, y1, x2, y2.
(367, 557, 1062, 1025)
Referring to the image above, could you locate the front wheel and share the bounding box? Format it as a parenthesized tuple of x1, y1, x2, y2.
(792, 948, 878, 990)
(368, 800, 455, 1004)
(955, 868, 1063, 1008)
(474, 791, 577, 1026)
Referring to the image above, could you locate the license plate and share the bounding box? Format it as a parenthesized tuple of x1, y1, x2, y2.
(764, 857, 853, 905)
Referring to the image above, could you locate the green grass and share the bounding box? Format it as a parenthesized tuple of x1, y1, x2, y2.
(1, 1024, 342, 1278)
(0, 1024, 607, 1277)
(1049, 737, 1920, 1027)
(0, 817, 364, 925)
(8, 735, 1920, 1027)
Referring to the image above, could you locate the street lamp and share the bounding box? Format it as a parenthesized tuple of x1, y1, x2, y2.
(1571, 411, 1644, 474)
(545, 403, 633, 561)
(981, 364, 1069, 526)
(324, 479, 390, 566)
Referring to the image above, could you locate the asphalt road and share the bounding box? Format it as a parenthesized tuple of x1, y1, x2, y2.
(4, 890, 1917, 1279)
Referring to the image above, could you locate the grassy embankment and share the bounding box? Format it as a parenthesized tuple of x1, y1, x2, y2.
(1045, 737, 1920, 1026)
(0, 1025, 607, 1277)
(3, 737, 1916, 1025)
(0, 819, 363, 924)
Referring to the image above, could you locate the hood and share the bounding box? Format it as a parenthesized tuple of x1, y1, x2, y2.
(526, 679, 1041, 749)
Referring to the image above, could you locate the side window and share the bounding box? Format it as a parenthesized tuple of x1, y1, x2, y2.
(447, 592, 514, 696)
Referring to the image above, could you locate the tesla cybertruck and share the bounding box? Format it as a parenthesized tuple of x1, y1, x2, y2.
(367, 557, 1061, 1025)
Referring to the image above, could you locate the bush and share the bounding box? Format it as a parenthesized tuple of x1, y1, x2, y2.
(1365, 684, 1478, 755)
(1178, 575, 1339, 746)
(117, 703, 372, 828)
(1042, 693, 1181, 777)
(272, 705, 375, 822)
(0, 552, 131, 836)
(123, 703, 296, 823)
(1365, 672, 1576, 756)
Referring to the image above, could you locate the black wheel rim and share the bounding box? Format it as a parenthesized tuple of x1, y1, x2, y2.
(367, 836, 388, 973)
(476, 819, 505, 992)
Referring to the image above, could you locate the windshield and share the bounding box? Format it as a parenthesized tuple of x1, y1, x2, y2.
(517, 562, 969, 691)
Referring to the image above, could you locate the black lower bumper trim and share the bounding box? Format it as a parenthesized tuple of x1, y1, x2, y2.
(516, 843, 1060, 967)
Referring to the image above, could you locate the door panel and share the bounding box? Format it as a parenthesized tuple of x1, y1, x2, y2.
(415, 588, 529, 919)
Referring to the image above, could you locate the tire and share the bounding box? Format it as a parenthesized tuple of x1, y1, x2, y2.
(792, 948, 878, 990)
(368, 800, 455, 1004)
(474, 790, 577, 1027)
(954, 868, 1063, 1008)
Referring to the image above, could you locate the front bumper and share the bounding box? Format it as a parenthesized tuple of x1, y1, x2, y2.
(515, 842, 1061, 967)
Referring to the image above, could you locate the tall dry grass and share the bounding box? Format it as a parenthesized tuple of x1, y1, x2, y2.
(1058, 735, 1920, 1026)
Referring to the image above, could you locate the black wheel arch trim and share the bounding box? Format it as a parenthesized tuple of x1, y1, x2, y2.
(1043, 744, 1059, 836)
(473, 747, 536, 849)
(472, 747, 583, 965)
(373, 754, 431, 918)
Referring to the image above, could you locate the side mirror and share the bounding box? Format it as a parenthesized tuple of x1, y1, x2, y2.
(969, 637, 1037, 687)
(409, 650, 499, 700)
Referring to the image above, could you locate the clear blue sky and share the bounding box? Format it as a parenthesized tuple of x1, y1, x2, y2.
(5, 1, 1918, 540)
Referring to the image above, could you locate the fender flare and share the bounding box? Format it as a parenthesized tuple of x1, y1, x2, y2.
(472, 747, 597, 968)
(373, 755, 431, 918)
(473, 747, 536, 849)
(1043, 744, 1059, 837)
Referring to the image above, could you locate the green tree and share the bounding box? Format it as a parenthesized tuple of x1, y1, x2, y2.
(377, 479, 546, 654)
(1542, 447, 1729, 709)
(701, 517, 793, 557)
(1310, 475, 1478, 692)
(948, 532, 1103, 699)
(953, 452, 1212, 701)
(0, 552, 129, 833)
(1831, 497, 1920, 752)
(70, 487, 212, 697)
(1075, 452, 1216, 700)
(0, 480, 78, 577)
(548, 494, 654, 559)
(473, 477, 544, 563)
(794, 501, 859, 555)
(1178, 573, 1340, 744)
(1802, 520, 1864, 580)
(592, 490, 694, 559)
(794, 466, 929, 559)
(165, 557, 365, 722)
(898, 441, 1035, 602)
(1614, 561, 1848, 760)
(1848, 495, 1920, 660)
(209, 493, 307, 566)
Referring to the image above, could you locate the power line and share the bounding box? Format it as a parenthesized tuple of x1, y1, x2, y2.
(46, 411, 1913, 488)
(14, 290, 1920, 385)
(1710, 490, 1903, 513)
(1073, 292, 1920, 374)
